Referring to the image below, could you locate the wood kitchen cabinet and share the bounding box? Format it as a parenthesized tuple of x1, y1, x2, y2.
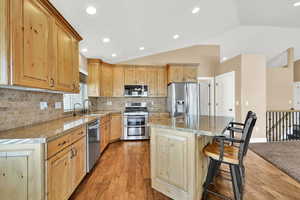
(157, 66, 167, 97)
(70, 136, 86, 192)
(87, 60, 113, 97)
(110, 113, 122, 142)
(101, 63, 113, 97)
(87, 59, 102, 97)
(167, 65, 198, 83)
(147, 67, 158, 97)
(113, 65, 125, 97)
(47, 147, 72, 200)
(100, 115, 111, 153)
(0, 143, 45, 200)
(124, 66, 136, 85)
(3, 0, 82, 92)
(135, 66, 147, 85)
(47, 127, 86, 200)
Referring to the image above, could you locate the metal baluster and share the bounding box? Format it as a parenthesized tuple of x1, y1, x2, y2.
(272, 112, 274, 142)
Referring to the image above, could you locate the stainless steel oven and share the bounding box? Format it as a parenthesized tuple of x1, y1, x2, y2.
(122, 102, 149, 140)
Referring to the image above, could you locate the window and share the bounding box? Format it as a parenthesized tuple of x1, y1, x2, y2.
(63, 83, 88, 111)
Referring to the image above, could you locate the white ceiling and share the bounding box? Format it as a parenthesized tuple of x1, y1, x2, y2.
(50, 0, 300, 63)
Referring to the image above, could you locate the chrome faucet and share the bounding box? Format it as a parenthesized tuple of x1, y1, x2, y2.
(73, 103, 82, 116)
(83, 99, 92, 114)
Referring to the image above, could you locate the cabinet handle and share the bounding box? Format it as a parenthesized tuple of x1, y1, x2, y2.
(58, 141, 67, 146)
(50, 78, 55, 87)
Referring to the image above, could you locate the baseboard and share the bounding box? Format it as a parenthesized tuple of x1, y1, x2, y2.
(250, 138, 267, 143)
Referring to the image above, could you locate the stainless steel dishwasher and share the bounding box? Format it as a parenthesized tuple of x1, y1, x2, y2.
(86, 119, 100, 172)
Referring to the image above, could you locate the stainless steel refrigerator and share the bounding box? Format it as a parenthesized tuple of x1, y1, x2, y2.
(167, 82, 207, 117)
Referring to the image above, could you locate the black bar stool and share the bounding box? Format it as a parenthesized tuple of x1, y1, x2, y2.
(202, 112, 257, 200)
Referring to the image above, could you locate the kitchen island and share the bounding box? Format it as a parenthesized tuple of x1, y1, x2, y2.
(149, 115, 232, 200)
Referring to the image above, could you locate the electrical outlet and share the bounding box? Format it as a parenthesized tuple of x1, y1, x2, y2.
(55, 102, 62, 109)
(40, 102, 48, 110)
(107, 101, 112, 105)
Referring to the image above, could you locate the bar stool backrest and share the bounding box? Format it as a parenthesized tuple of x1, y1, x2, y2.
(238, 113, 257, 163)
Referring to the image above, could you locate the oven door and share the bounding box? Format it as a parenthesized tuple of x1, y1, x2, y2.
(123, 115, 149, 140)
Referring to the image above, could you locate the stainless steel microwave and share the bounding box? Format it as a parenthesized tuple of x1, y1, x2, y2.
(124, 85, 148, 97)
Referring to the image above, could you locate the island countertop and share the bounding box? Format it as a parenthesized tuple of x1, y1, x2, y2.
(149, 115, 233, 136)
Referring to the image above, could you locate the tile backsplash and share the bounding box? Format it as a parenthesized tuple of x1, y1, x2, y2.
(0, 88, 64, 131)
(89, 97, 167, 113)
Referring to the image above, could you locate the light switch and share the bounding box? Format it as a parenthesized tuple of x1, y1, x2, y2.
(40, 102, 48, 110)
(55, 102, 62, 109)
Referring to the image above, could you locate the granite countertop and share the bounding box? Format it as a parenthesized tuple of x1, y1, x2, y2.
(149, 115, 233, 137)
(0, 111, 120, 144)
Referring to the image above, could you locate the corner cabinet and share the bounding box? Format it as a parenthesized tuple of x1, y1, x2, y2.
(4, 0, 82, 92)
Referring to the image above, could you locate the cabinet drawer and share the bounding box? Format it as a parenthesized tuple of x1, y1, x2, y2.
(70, 126, 85, 144)
(47, 134, 71, 159)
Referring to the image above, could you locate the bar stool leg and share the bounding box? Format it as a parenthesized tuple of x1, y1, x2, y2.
(230, 165, 243, 200)
(202, 159, 219, 200)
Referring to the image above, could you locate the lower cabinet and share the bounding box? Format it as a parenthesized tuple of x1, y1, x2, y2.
(151, 127, 195, 200)
(47, 135, 86, 200)
(47, 149, 71, 200)
(100, 115, 111, 153)
(110, 114, 122, 142)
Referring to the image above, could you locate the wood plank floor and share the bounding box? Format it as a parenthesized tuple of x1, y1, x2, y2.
(70, 141, 300, 200)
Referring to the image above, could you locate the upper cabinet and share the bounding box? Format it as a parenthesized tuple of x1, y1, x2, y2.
(87, 63, 167, 97)
(87, 59, 101, 97)
(113, 65, 124, 97)
(101, 62, 113, 97)
(87, 59, 113, 97)
(167, 65, 198, 83)
(2, 0, 82, 92)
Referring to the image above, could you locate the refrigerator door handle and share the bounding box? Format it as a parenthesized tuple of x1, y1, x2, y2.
(185, 84, 189, 114)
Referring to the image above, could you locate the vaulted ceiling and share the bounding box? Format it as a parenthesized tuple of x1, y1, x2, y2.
(50, 0, 300, 63)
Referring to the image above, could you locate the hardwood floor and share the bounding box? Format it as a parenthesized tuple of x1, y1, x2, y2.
(70, 141, 300, 200)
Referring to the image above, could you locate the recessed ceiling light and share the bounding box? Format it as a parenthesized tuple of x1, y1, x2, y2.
(86, 6, 97, 15)
(81, 48, 88, 53)
(192, 7, 200, 14)
(294, 1, 300, 7)
(112, 53, 117, 57)
(173, 34, 180, 39)
(222, 57, 228, 61)
(102, 38, 111, 43)
(139, 47, 145, 51)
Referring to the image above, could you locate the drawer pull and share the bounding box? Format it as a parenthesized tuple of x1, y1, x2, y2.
(58, 141, 67, 146)
(78, 131, 83, 136)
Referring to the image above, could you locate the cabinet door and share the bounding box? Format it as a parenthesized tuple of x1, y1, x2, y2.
(70, 137, 86, 192)
(151, 128, 191, 199)
(12, 0, 52, 89)
(113, 65, 124, 97)
(55, 22, 74, 92)
(147, 68, 158, 97)
(135, 67, 147, 85)
(0, 156, 28, 200)
(100, 124, 106, 153)
(47, 149, 71, 200)
(183, 66, 197, 82)
(72, 39, 80, 93)
(124, 66, 136, 85)
(110, 115, 122, 141)
(157, 67, 167, 97)
(87, 60, 101, 97)
(101, 63, 113, 97)
(167, 66, 183, 83)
